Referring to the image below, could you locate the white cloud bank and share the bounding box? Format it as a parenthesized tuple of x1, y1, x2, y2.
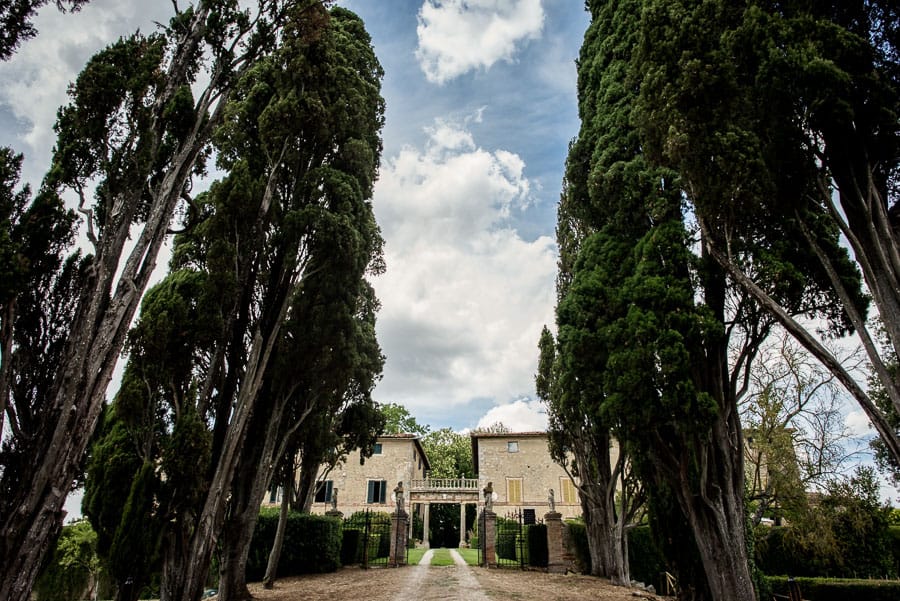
(415, 0, 545, 84)
(476, 398, 548, 431)
(371, 118, 556, 419)
(845, 409, 874, 439)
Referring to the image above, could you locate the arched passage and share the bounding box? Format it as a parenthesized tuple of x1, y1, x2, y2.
(409, 477, 480, 548)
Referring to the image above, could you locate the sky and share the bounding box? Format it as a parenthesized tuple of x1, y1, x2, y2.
(0, 0, 590, 434)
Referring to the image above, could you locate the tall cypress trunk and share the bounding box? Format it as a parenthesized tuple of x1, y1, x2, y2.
(218, 398, 286, 601)
(573, 434, 629, 584)
(263, 471, 294, 588)
(295, 459, 318, 513)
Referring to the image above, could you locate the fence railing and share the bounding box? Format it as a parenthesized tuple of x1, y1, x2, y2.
(409, 477, 479, 490)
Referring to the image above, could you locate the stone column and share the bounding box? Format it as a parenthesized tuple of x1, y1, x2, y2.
(422, 502, 431, 549)
(479, 509, 496, 567)
(390, 509, 409, 567)
(544, 511, 566, 574)
(459, 503, 467, 548)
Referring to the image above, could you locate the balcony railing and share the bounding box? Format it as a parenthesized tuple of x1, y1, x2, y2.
(409, 477, 479, 491)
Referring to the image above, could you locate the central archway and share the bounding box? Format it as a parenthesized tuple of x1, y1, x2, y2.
(409, 477, 480, 548)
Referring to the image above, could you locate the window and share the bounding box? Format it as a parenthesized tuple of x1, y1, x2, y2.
(373, 442, 383, 455)
(507, 478, 523, 504)
(507, 441, 519, 453)
(367, 480, 387, 504)
(560, 478, 577, 504)
(314, 480, 333, 503)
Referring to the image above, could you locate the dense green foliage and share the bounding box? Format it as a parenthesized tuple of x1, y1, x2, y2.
(380, 402, 429, 436)
(627, 526, 666, 586)
(755, 468, 897, 579)
(78, 6, 386, 599)
(565, 520, 591, 574)
(766, 577, 900, 601)
(339, 511, 392, 566)
(246, 509, 342, 580)
(34, 521, 109, 601)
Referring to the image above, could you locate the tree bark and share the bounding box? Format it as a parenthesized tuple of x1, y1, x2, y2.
(263, 471, 293, 588)
(160, 302, 290, 601)
(571, 431, 629, 585)
(218, 393, 288, 601)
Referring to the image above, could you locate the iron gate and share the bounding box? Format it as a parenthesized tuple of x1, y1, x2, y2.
(341, 510, 393, 568)
(495, 511, 525, 569)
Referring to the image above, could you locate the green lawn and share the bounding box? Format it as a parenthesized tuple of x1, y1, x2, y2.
(407, 547, 426, 565)
(457, 547, 479, 565)
(430, 548, 455, 565)
(406, 546, 480, 566)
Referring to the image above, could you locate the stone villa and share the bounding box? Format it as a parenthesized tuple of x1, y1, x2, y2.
(281, 430, 583, 547)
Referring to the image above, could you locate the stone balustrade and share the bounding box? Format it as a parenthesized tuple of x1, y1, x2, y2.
(409, 477, 479, 491)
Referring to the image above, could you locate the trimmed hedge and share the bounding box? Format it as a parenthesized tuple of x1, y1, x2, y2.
(627, 526, 665, 585)
(564, 521, 665, 582)
(767, 576, 900, 601)
(246, 509, 341, 581)
(565, 520, 591, 574)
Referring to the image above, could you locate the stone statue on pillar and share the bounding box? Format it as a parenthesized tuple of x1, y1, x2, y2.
(548, 488, 555, 512)
(394, 481, 405, 513)
(483, 481, 494, 512)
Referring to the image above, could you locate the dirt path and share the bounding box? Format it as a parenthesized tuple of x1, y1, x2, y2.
(246, 557, 665, 601)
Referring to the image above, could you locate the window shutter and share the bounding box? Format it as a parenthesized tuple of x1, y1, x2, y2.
(508, 478, 522, 504)
(379, 480, 386, 503)
(367, 480, 375, 503)
(561, 478, 576, 504)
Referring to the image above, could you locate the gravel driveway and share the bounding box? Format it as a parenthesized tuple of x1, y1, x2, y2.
(244, 553, 666, 601)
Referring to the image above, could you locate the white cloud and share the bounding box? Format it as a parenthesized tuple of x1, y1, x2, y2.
(845, 409, 874, 438)
(415, 0, 545, 84)
(476, 398, 548, 432)
(371, 118, 556, 417)
(0, 0, 171, 186)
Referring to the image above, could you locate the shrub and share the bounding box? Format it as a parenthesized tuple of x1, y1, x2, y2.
(767, 576, 900, 601)
(627, 526, 665, 585)
(565, 520, 591, 574)
(497, 533, 517, 560)
(469, 535, 479, 549)
(35, 521, 112, 601)
(246, 509, 341, 581)
(527, 524, 548, 567)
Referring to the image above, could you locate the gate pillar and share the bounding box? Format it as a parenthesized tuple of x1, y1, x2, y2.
(544, 511, 567, 574)
(389, 509, 409, 567)
(479, 509, 497, 568)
